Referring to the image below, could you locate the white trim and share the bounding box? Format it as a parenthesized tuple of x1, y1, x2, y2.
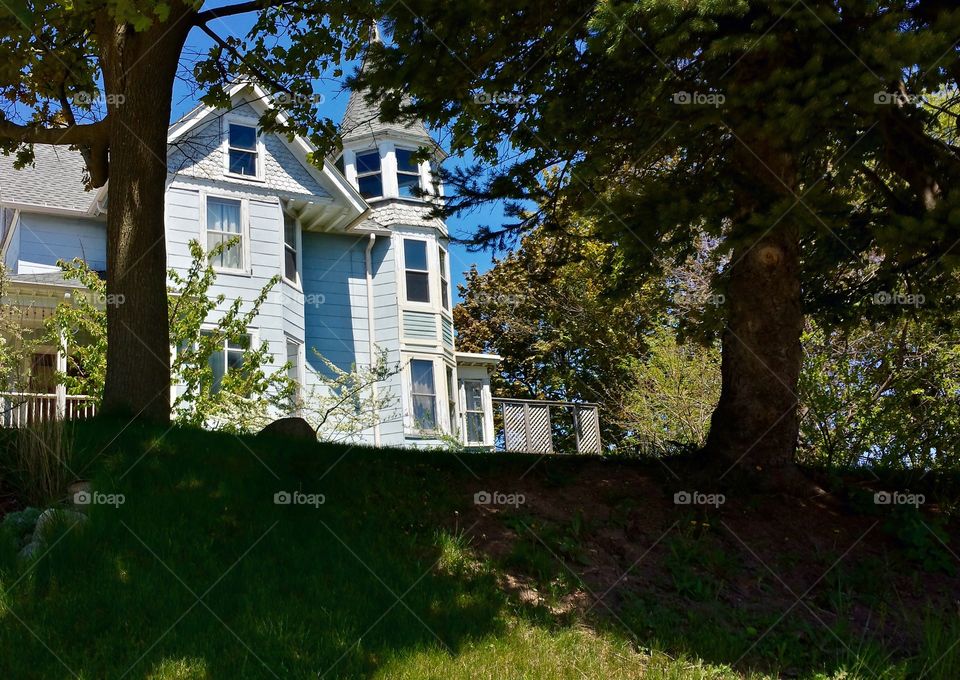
(0, 208, 20, 266)
(199, 190, 252, 276)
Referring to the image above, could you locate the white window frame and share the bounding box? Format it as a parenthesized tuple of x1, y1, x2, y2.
(200, 191, 251, 275)
(281, 209, 302, 288)
(407, 356, 439, 434)
(438, 245, 451, 312)
(285, 337, 305, 413)
(461, 379, 486, 445)
(395, 146, 424, 200)
(199, 327, 256, 394)
(401, 236, 433, 307)
(222, 115, 266, 182)
(353, 148, 383, 199)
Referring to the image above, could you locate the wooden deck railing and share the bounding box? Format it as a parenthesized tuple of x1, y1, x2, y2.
(0, 392, 98, 428)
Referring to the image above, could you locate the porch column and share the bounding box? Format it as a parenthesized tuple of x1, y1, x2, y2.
(55, 330, 67, 419)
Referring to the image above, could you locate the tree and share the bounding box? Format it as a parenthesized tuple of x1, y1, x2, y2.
(358, 1, 960, 484)
(46, 240, 293, 431)
(0, 1, 374, 420)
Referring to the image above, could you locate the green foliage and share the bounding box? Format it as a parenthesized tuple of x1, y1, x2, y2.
(799, 316, 960, 470)
(0, 264, 33, 393)
(46, 239, 293, 431)
(882, 508, 955, 574)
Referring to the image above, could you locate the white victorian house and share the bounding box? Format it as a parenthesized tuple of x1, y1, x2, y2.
(0, 80, 501, 449)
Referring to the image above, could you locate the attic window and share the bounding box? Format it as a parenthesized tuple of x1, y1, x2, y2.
(355, 150, 382, 198)
(228, 123, 259, 177)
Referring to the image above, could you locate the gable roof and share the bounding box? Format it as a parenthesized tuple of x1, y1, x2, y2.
(0, 145, 98, 214)
(0, 82, 368, 229)
(340, 85, 432, 145)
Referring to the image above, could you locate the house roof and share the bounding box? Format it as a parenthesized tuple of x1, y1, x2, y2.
(0, 145, 97, 213)
(340, 85, 433, 145)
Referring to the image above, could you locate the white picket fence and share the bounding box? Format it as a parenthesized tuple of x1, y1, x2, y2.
(0, 392, 97, 428)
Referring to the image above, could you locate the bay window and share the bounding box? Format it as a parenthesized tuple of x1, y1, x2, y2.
(404, 239, 430, 303)
(355, 150, 382, 199)
(410, 359, 437, 431)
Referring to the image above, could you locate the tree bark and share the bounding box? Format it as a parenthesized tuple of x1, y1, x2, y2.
(705, 142, 805, 485)
(97, 13, 192, 420)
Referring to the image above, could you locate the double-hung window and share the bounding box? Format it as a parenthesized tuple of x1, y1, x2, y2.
(396, 148, 422, 198)
(355, 150, 382, 199)
(439, 247, 450, 310)
(404, 239, 430, 303)
(203, 331, 249, 393)
(283, 213, 299, 284)
(410, 359, 437, 431)
(206, 197, 244, 270)
(227, 123, 259, 177)
(463, 380, 485, 444)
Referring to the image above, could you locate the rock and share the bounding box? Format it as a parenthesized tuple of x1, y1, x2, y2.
(257, 417, 317, 442)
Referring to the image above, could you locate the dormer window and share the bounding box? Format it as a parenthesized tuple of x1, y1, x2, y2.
(227, 122, 259, 177)
(396, 148, 422, 198)
(355, 150, 382, 198)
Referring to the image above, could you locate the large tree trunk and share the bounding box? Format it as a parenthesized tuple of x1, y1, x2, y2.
(98, 14, 192, 421)
(705, 139, 805, 486)
(705, 226, 804, 481)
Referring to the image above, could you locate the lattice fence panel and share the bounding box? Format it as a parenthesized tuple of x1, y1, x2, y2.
(502, 403, 528, 452)
(527, 404, 553, 454)
(575, 406, 602, 454)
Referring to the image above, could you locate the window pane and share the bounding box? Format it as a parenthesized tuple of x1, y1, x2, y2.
(229, 149, 257, 176)
(207, 198, 241, 232)
(439, 250, 449, 309)
(465, 381, 483, 411)
(406, 271, 430, 303)
(355, 151, 381, 173)
(208, 349, 225, 392)
(466, 413, 484, 443)
(357, 174, 382, 198)
(222, 241, 242, 269)
(398, 172, 421, 197)
(285, 247, 297, 281)
(413, 395, 437, 430)
(284, 214, 297, 247)
(226, 348, 244, 372)
(396, 148, 419, 172)
(404, 239, 427, 270)
(229, 124, 257, 150)
(410, 359, 435, 395)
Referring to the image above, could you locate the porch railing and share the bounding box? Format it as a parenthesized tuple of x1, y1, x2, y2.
(0, 392, 98, 428)
(491, 398, 601, 455)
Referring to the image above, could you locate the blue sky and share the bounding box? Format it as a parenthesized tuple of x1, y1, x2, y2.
(171, 7, 509, 301)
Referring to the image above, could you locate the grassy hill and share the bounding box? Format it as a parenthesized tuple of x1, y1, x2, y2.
(0, 420, 958, 679)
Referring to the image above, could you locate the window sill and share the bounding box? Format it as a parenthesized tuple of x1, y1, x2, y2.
(282, 276, 302, 292)
(213, 267, 253, 278)
(224, 172, 266, 184)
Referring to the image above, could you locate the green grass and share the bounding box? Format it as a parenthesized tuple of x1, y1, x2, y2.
(0, 420, 956, 679)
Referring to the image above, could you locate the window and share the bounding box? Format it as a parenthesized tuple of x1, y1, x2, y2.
(404, 239, 430, 303)
(463, 380, 485, 444)
(396, 148, 422, 198)
(410, 359, 437, 430)
(439, 248, 450, 310)
(355, 150, 382, 198)
(447, 366, 456, 436)
(203, 331, 250, 393)
(227, 123, 259, 177)
(206, 197, 244, 270)
(283, 213, 298, 283)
